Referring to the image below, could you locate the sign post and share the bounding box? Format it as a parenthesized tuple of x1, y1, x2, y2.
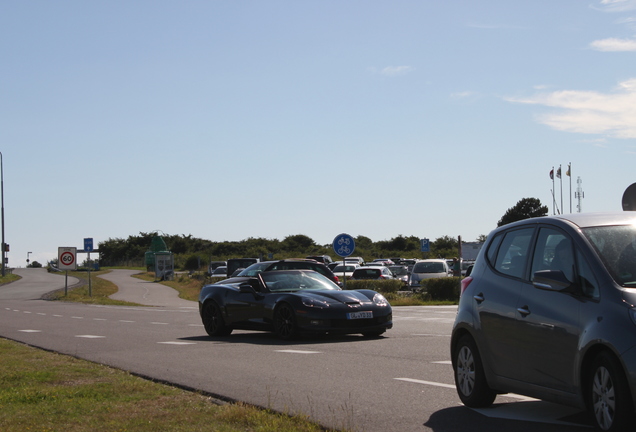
(58, 247, 77, 296)
(333, 233, 355, 289)
(84, 238, 93, 297)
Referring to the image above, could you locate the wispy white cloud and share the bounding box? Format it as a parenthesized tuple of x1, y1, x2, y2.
(597, 0, 636, 12)
(378, 66, 415, 76)
(451, 91, 477, 99)
(590, 37, 636, 51)
(505, 79, 636, 139)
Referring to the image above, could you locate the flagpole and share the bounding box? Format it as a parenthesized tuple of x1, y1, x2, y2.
(559, 164, 563, 215)
(568, 163, 572, 213)
(550, 167, 555, 215)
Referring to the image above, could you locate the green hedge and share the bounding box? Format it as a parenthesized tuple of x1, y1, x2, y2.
(421, 277, 461, 301)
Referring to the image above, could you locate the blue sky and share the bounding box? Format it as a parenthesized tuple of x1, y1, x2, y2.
(2, 0, 636, 267)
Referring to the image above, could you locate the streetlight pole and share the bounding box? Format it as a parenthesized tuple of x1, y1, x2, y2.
(1, 151, 4, 277)
(27, 252, 32, 266)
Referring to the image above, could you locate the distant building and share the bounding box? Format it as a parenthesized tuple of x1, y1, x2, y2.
(462, 242, 483, 261)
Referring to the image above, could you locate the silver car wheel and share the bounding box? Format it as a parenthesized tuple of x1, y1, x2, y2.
(592, 365, 616, 431)
(456, 345, 475, 397)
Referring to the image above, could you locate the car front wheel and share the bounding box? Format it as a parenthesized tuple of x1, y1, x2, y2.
(454, 334, 496, 408)
(274, 304, 297, 340)
(202, 301, 232, 337)
(589, 352, 632, 432)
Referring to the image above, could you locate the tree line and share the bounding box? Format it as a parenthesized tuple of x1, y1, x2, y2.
(96, 197, 548, 270)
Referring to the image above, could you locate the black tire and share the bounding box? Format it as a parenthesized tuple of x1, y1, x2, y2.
(202, 301, 232, 337)
(454, 334, 496, 407)
(588, 351, 633, 432)
(273, 303, 297, 340)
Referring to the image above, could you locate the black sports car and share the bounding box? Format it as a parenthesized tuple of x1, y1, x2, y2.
(198, 270, 392, 339)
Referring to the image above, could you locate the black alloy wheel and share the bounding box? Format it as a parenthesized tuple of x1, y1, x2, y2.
(589, 351, 632, 432)
(454, 334, 496, 408)
(274, 304, 297, 340)
(202, 301, 232, 337)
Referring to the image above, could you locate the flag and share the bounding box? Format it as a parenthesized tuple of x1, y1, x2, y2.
(550, 169, 554, 180)
(557, 167, 561, 179)
(566, 165, 571, 177)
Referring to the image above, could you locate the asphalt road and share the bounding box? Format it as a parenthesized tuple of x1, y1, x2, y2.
(0, 269, 595, 432)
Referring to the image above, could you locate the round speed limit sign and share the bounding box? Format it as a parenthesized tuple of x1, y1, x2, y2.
(58, 247, 77, 270)
(60, 252, 74, 265)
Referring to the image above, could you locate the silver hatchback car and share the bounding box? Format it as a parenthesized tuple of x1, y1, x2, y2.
(451, 212, 636, 431)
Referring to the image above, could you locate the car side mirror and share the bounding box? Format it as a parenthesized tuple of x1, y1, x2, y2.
(239, 283, 255, 293)
(532, 270, 575, 293)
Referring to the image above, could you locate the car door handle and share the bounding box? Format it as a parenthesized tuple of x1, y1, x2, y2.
(517, 306, 530, 316)
(474, 293, 485, 303)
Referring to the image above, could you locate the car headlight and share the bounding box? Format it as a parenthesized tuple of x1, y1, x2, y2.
(301, 297, 330, 308)
(373, 293, 389, 306)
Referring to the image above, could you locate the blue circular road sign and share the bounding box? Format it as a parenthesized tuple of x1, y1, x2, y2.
(333, 233, 355, 257)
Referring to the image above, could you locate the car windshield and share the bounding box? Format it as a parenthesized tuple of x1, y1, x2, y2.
(261, 271, 340, 292)
(582, 224, 636, 287)
(237, 262, 271, 277)
(413, 262, 445, 273)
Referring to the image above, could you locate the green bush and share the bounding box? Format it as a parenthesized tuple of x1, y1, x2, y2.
(422, 277, 461, 301)
(343, 279, 404, 294)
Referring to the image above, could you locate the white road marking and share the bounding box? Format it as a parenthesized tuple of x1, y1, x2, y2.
(37, 313, 46, 316)
(18, 329, 42, 333)
(275, 350, 322, 354)
(157, 341, 197, 345)
(93, 318, 107, 321)
(432, 360, 452, 365)
(119, 320, 135, 323)
(71, 316, 84, 319)
(412, 334, 450, 337)
(151, 322, 169, 325)
(23, 311, 32, 314)
(53, 315, 63, 317)
(395, 378, 538, 401)
(75, 335, 105, 339)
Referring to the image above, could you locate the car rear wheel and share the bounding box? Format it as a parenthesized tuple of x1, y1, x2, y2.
(274, 304, 297, 340)
(202, 301, 232, 337)
(588, 352, 632, 432)
(454, 334, 496, 408)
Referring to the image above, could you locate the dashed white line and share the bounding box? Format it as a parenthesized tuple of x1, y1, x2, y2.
(275, 350, 321, 354)
(157, 341, 197, 345)
(75, 335, 105, 339)
(151, 322, 169, 325)
(18, 329, 42, 333)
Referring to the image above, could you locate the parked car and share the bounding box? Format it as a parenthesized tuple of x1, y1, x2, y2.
(209, 266, 227, 278)
(306, 255, 334, 265)
(199, 270, 393, 339)
(344, 257, 365, 266)
(351, 266, 395, 280)
(372, 259, 394, 265)
(237, 259, 339, 285)
(332, 263, 359, 279)
(409, 259, 451, 288)
(207, 261, 226, 276)
(451, 211, 636, 432)
(226, 258, 259, 278)
(388, 265, 410, 286)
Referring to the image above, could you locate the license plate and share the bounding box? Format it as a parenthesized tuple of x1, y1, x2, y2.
(347, 311, 373, 319)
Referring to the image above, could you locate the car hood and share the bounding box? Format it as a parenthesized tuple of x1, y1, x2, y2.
(298, 290, 372, 304)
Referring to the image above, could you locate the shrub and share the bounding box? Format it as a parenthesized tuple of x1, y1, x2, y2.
(422, 277, 461, 301)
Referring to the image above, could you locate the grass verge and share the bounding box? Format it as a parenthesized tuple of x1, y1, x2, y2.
(0, 337, 334, 432)
(46, 269, 142, 306)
